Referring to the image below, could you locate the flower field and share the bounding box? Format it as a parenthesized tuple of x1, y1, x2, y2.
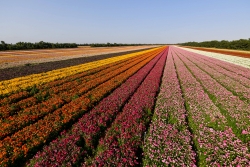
(1, 45, 250, 166)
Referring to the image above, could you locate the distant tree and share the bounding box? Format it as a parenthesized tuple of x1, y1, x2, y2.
(0, 41, 77, 51)
(1, 41, 7, 50)
(179, 38, 250, 50)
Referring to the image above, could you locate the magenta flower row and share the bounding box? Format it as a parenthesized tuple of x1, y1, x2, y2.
(27, 48, 168, 166)
(86, 48, 168, 166)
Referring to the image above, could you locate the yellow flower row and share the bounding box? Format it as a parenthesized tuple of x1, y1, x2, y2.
(0, 47, 164, 96)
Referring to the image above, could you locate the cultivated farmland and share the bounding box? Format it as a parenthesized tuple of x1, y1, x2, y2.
(0, 45, 158, 69)
(0, 46, 250, 166)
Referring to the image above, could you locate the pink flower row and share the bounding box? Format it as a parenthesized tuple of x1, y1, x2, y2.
(184, 48, 250, 80)
(187, 50, 250, 88)
(172, 47, 250, 166)
(143, 47, 197, 166)
(175, 47, 250, 141)
(27, 48, 168, 166)
(85, 48, 168, 166)
(179, 49, 250, 102)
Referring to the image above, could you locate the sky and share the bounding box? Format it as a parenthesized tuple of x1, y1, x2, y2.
(0, 0, 250, 44)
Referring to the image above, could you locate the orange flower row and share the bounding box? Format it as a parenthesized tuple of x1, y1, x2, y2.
(0, 50, 158, 139)
(0, 49, 159, 119)
(0, 47, 161, 96)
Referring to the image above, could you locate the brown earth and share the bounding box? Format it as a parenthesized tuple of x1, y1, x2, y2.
(0, 47, 158, 81)
(181, 46, 250, 58)
(0, 46, 159, 69)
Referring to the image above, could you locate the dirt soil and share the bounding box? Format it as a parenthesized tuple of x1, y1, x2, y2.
(0, 47, 156, 81)
(0, 46, 159, 69)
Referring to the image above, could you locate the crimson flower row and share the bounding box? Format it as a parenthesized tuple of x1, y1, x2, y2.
(85, 48, 168, 166)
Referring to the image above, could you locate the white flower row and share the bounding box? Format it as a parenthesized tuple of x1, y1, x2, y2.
(177, 46, 250, 69)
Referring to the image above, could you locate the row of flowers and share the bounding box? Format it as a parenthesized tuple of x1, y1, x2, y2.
(0, 50, 150, 119)
(199, 54, 250, 80)
(0, 47, 161, 96)
(26, 47, 168, 167)
(172, 47, 250, 166)
(0, 58, 119, 107)
(84, 48, 168, 166)
(182, 49, 250, 103)
(143, 47, 196, 166)
(175, 47, 250, 142)
(188, 51, 250, 88)
(0, 48, 162, 166)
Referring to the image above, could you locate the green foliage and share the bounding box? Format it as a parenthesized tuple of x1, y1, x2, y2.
(179, 38, 250, 50)
(0, 41, 77, 51)
(79, 42, 160, 47)
(90, 42, 145, 47)
(28, 85, 40, 95)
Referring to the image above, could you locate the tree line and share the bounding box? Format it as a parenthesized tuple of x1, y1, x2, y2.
(78, 42, 160, 47)
(0, 41, 78, 51)
(178, 38, 250, 50)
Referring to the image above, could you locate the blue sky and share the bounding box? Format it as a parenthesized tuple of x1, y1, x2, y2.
(1, 0, 250, 44)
